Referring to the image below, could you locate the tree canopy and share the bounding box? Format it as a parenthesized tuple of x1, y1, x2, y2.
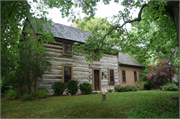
(1, 0, 179, 88)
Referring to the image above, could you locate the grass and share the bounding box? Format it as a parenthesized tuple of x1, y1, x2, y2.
(1, 90, 179, 118)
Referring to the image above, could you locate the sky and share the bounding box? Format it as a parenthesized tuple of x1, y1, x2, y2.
(28, 0, 140, 30)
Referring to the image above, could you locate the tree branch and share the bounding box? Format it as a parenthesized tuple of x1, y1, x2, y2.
(99, 4, 148, 50)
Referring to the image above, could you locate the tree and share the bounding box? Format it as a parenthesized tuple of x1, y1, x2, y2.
(146, 60, 176, 88)
(1, 1, 55, 92)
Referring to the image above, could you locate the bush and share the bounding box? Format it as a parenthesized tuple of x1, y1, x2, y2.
(162, 83, 179, 91)
(129, 86, 137, 91)
(67, 80, 78, 95)
(114, 86, 124, 92)
(21, 94, 33, 101)
(107, 88, 114, 92)
(79, 82, 93, 94)
(38, 87, 48, 93)
(5, 89, 18, 100)
(52, 82, 66, 95)
(144, 80, 151, 90)
(124, 86, 131, 92)
(33, 90, 47, 98)
(136, 81, 145, 90)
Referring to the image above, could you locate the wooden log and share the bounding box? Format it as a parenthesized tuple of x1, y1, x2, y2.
(47, 52, 63, 57)
(45, 70, 62, 74)
(51, 66, 62, 70)
(73, 67, 89, 72)
(44, 44, 62, 50)
(73, 71, 89, 75)
(46, 48, 62, 53)
(73, 75, 89, 79)
(50, 61, 62, 66)
(49, 41, 62, 45)
(42, 74, 62, 79)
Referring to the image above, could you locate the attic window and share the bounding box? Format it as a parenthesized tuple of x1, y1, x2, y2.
(63, 42, 73, 55)
(65, 43, 72, 53)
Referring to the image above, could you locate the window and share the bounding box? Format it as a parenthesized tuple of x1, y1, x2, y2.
(108, 68, 115, 84)
(134, 71, 137, 82)
(122, 70, 126, 82)
(62, 65, 73, 83)
(63, 42, 72, 54)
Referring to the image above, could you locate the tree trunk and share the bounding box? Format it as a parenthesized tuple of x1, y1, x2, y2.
(165, 1, 179, 38)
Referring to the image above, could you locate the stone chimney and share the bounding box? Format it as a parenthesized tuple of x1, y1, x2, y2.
(72, 20, 78, 28)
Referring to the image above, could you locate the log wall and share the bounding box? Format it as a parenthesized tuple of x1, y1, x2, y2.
(37, 39, 119, 95)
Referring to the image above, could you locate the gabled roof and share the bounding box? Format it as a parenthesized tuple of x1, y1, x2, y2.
(118, 52, 144, 67)
(28, 18, 92, 43)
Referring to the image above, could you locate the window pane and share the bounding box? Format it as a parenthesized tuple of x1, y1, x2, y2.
(110, 76, 114, 82)
(122, 71, 126, 82)
(65, 67, 71, 74)
(65, 43, 71, 53)
(134, 72, 137, 82)
(110, 70, 114, 75)
(110, 70, 114, 82)
(64, 66, 71, 83)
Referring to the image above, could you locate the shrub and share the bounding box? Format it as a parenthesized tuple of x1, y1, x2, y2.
(5, 89, 18, 100)
(52, 82, 66, 95)
(144, 80, 151, 90)
(124, 86, 131, 92)
(79, 82, 93, 94)
(129, 86, 137, 91)
(136, 81, 145, 90)
(38, 87, 48, 93)
(107, 88, 114, 92)
(162, 83, 179, 91)
(67, 80, 78, 95)
(21, 94, 33, 101)
(33, 90, 47, 98)
(114, 86, 124, 92)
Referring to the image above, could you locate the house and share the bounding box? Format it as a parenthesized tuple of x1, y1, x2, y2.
(27, 19, 144, 95)
(118, 52, 144, 87)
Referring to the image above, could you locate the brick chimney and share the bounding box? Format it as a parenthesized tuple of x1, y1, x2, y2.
(72, 20, 78, 28)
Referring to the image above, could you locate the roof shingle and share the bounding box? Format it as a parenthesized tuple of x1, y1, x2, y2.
(118, 52, 144, 67)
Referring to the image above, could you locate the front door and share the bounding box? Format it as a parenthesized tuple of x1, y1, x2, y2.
(94, 70, 99, 91)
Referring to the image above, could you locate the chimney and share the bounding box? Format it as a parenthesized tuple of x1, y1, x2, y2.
(72, 20, 78, 28)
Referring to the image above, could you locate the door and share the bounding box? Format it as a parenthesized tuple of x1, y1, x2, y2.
(94, 70, 99, 91)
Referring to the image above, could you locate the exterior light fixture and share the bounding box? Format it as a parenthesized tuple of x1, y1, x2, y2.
(102, 72, 104, 78)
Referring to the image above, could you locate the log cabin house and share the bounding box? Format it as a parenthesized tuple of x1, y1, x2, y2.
(27, 19, 144, 95)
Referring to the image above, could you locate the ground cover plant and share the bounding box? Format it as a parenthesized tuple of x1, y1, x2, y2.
(1, 91, 179, 118)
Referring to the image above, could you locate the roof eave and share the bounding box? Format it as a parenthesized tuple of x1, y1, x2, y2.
(118, 62, 145, 68)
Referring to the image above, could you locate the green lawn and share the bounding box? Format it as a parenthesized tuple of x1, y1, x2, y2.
(1, 91, 179, 118)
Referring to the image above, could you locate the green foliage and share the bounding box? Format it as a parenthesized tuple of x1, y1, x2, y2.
(20, 94, 33, 101)
(16, 43, 52, 94)
(67, 80, 79, 95)
(125, 95, 179, 118)
(136, 81, 145, 90)
(1, 1, 55, 94)
(5, 89, 18, 100)
(114, 86, 124, 92)
(79, 82, 93, 94)
(38, 87, 48, 93)
(107, 89, 114, 93)
(52, 82, 66, 96)
(162, 83, 179, 91)
(144, 80, 152, 90)
(33, 90, 47, 98)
